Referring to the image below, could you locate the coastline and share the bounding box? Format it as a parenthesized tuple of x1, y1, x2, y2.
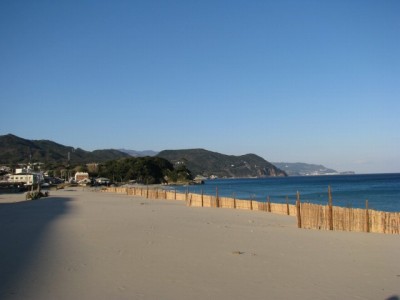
(171, 174, 400, 212)
(0, 188, 399, 299)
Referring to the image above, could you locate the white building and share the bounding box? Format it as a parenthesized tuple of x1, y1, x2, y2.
(8, 173, 39, 185)
(75, 172, 89, 182)
(15, 166, 44, 182)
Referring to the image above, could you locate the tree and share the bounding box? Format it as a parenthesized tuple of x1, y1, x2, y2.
(75, 165, 88, 173)
(164, 164, 193, 183)
(97, 156, 177, 184)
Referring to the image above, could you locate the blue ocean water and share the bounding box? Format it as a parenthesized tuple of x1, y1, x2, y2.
(171, 173, 400, 212)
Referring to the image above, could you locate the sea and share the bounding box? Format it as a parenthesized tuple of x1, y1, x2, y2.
(171, 173, 400, 212)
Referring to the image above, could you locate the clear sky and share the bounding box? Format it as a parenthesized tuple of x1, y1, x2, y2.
(1, 0, 399, 174)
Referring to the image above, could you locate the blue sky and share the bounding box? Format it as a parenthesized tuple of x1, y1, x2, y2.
(1, 0, 399, 174)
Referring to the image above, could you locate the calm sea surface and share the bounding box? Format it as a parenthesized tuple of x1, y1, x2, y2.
(171, 173, 400, 212)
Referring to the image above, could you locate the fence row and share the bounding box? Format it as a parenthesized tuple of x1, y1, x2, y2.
(101, 186, 399, 234)
(300, 202, 400, 234)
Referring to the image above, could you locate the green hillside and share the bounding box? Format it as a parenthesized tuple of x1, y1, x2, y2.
(0, 134, 130, 165)
(157, 149, 287, 178)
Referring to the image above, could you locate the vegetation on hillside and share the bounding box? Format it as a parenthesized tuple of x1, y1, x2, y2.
(157, 149, 287, 178)
(1, 134, 286, 181)
(97, 157, 193, 184)
(0, 134, 129, 166)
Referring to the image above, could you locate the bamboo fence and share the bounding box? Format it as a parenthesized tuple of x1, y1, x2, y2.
(101, 186, 399, 234)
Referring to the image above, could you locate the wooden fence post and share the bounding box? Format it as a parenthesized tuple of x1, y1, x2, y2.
(328, 186, 333, 230)
(286, 196, 290, 215)
(365, 200, 370, 233)
(146, 186, 149, 199)
(216, 187, 219, 208)
(296, 191, 302, 228)
(201, 189, 204, 207)
(233, 193, 236, 209)
(174, 189, 176, 200)
(267, 196, 271, 212)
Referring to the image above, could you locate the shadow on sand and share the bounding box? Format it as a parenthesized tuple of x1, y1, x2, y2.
(0, 196, 72, 298)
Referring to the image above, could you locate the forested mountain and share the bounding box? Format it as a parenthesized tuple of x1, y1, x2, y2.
(157, 149, 287, 178)
(0, 134, 130, 165)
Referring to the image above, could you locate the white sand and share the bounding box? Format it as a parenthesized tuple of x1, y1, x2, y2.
(0, 188, 399, 300)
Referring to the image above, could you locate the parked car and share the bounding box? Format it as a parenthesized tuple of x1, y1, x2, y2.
(95, 177, 110, 186)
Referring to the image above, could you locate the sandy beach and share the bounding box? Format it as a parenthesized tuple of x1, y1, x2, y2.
(0, 188, 399, 300)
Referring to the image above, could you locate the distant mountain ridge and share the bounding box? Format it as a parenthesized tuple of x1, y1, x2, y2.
(273, 162, 354, 176)
(157, 149, 287, 178)
(0, 134, 129, 165)
(118, 149, 158, 157)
